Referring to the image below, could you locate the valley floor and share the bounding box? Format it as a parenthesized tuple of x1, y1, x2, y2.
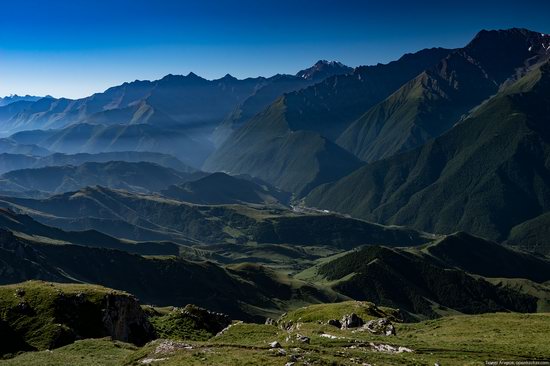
(2, 311, 549, 366)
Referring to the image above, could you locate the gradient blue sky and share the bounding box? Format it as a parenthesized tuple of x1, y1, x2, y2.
(1, 0, 549, 98)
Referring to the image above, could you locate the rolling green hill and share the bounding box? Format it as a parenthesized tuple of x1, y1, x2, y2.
(0, 281, 155, 355)
(0, 186, 431, 250)
(3, 296, 550, 365)
(0, 228, 342, 322)
(423, 232, 550, 282)
(0, 208, 180, 255)
(506, 212, 550, 253)
(304, 243, 547, 319)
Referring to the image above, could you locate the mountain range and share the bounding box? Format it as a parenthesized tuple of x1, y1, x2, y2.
(0, 94, 44, 107)
(0, 62, 351, 169)
(305, 52, 550, 253)
(2, 27, 550, 362)
(204, 47, 453, 194)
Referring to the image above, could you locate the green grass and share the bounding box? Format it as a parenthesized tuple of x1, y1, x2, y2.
(0, 281, 126, 352)
(3, 298, 550, 366)
(148, 304, 231, 342)
(0, 339, 137, 366)
(278, 300, 401, 324)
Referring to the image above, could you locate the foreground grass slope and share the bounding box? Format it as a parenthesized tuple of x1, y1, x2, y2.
(0, 281, 154, 356)
(3, 300, 549, 366)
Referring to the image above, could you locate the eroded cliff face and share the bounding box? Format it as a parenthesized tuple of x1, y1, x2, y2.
(102, 293, 156, 345)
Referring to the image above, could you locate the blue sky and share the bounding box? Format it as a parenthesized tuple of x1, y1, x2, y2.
(1, 0, 549, 98)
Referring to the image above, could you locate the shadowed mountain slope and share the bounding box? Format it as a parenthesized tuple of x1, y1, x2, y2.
(0, 151, 193, 175)
(0, 161, 191, 194)
(161, 172, 290, 205)
(305, 232, 550, 318)
(204, 48, 452, 194)
(0, 227, 340, 321)
(338, 28, 550, 162)
(0, 186, 429, 248)
(306, 58, 550, 249)
(213, 61, 352, 146)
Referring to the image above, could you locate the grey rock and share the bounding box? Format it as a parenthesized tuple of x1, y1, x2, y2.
(340, 313, 364, 329)
(363, 318, 396, 336)
(327, 319, 341, 328)
(296, 334, 310, 344)
(101, 293, 156, 345)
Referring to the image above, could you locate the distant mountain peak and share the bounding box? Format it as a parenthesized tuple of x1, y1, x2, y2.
(467, 27, 549, 53)
(0, 94, 44, 107)
(315, 59, 346, 67)
(296, 60, 353, 81)
(157, 72, 208, 86)
(219, 73, 238, 82)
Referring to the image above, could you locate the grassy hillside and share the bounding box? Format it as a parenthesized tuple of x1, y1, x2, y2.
(0, 208, 180, 255)
(0, 281, 154, 356)
(205, 99, 364, 196)
(338, 28, 549, 163)
(297, 232, 550, 319)
(306, 59, 550, 248)
(0, 229, 344, 321)
(4, 302, 550, 365)
(424, 232, 550, 282)
(506, 212, 550, 253)
(0, 186, 430, 249)
(251, 214, 429, 249)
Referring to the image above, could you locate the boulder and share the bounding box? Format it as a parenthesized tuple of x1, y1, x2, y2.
(363, 318, 396, 336)
(296, 334, 310, 344)
(340, 313, 364, 329)
(327, 319, 341, 328)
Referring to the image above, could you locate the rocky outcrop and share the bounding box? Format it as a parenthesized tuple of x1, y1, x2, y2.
(361, 318, 396, 336)
(180, 304, 231, 335)
(340, 313, 364, 329)
(148, 304, 232, 341)
(326, 319, 341, 328)
(102, 293, 156, 345)
(0, 281, 156, 355)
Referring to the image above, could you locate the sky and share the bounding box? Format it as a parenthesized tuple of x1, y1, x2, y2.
(1, 0, 549, 99)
